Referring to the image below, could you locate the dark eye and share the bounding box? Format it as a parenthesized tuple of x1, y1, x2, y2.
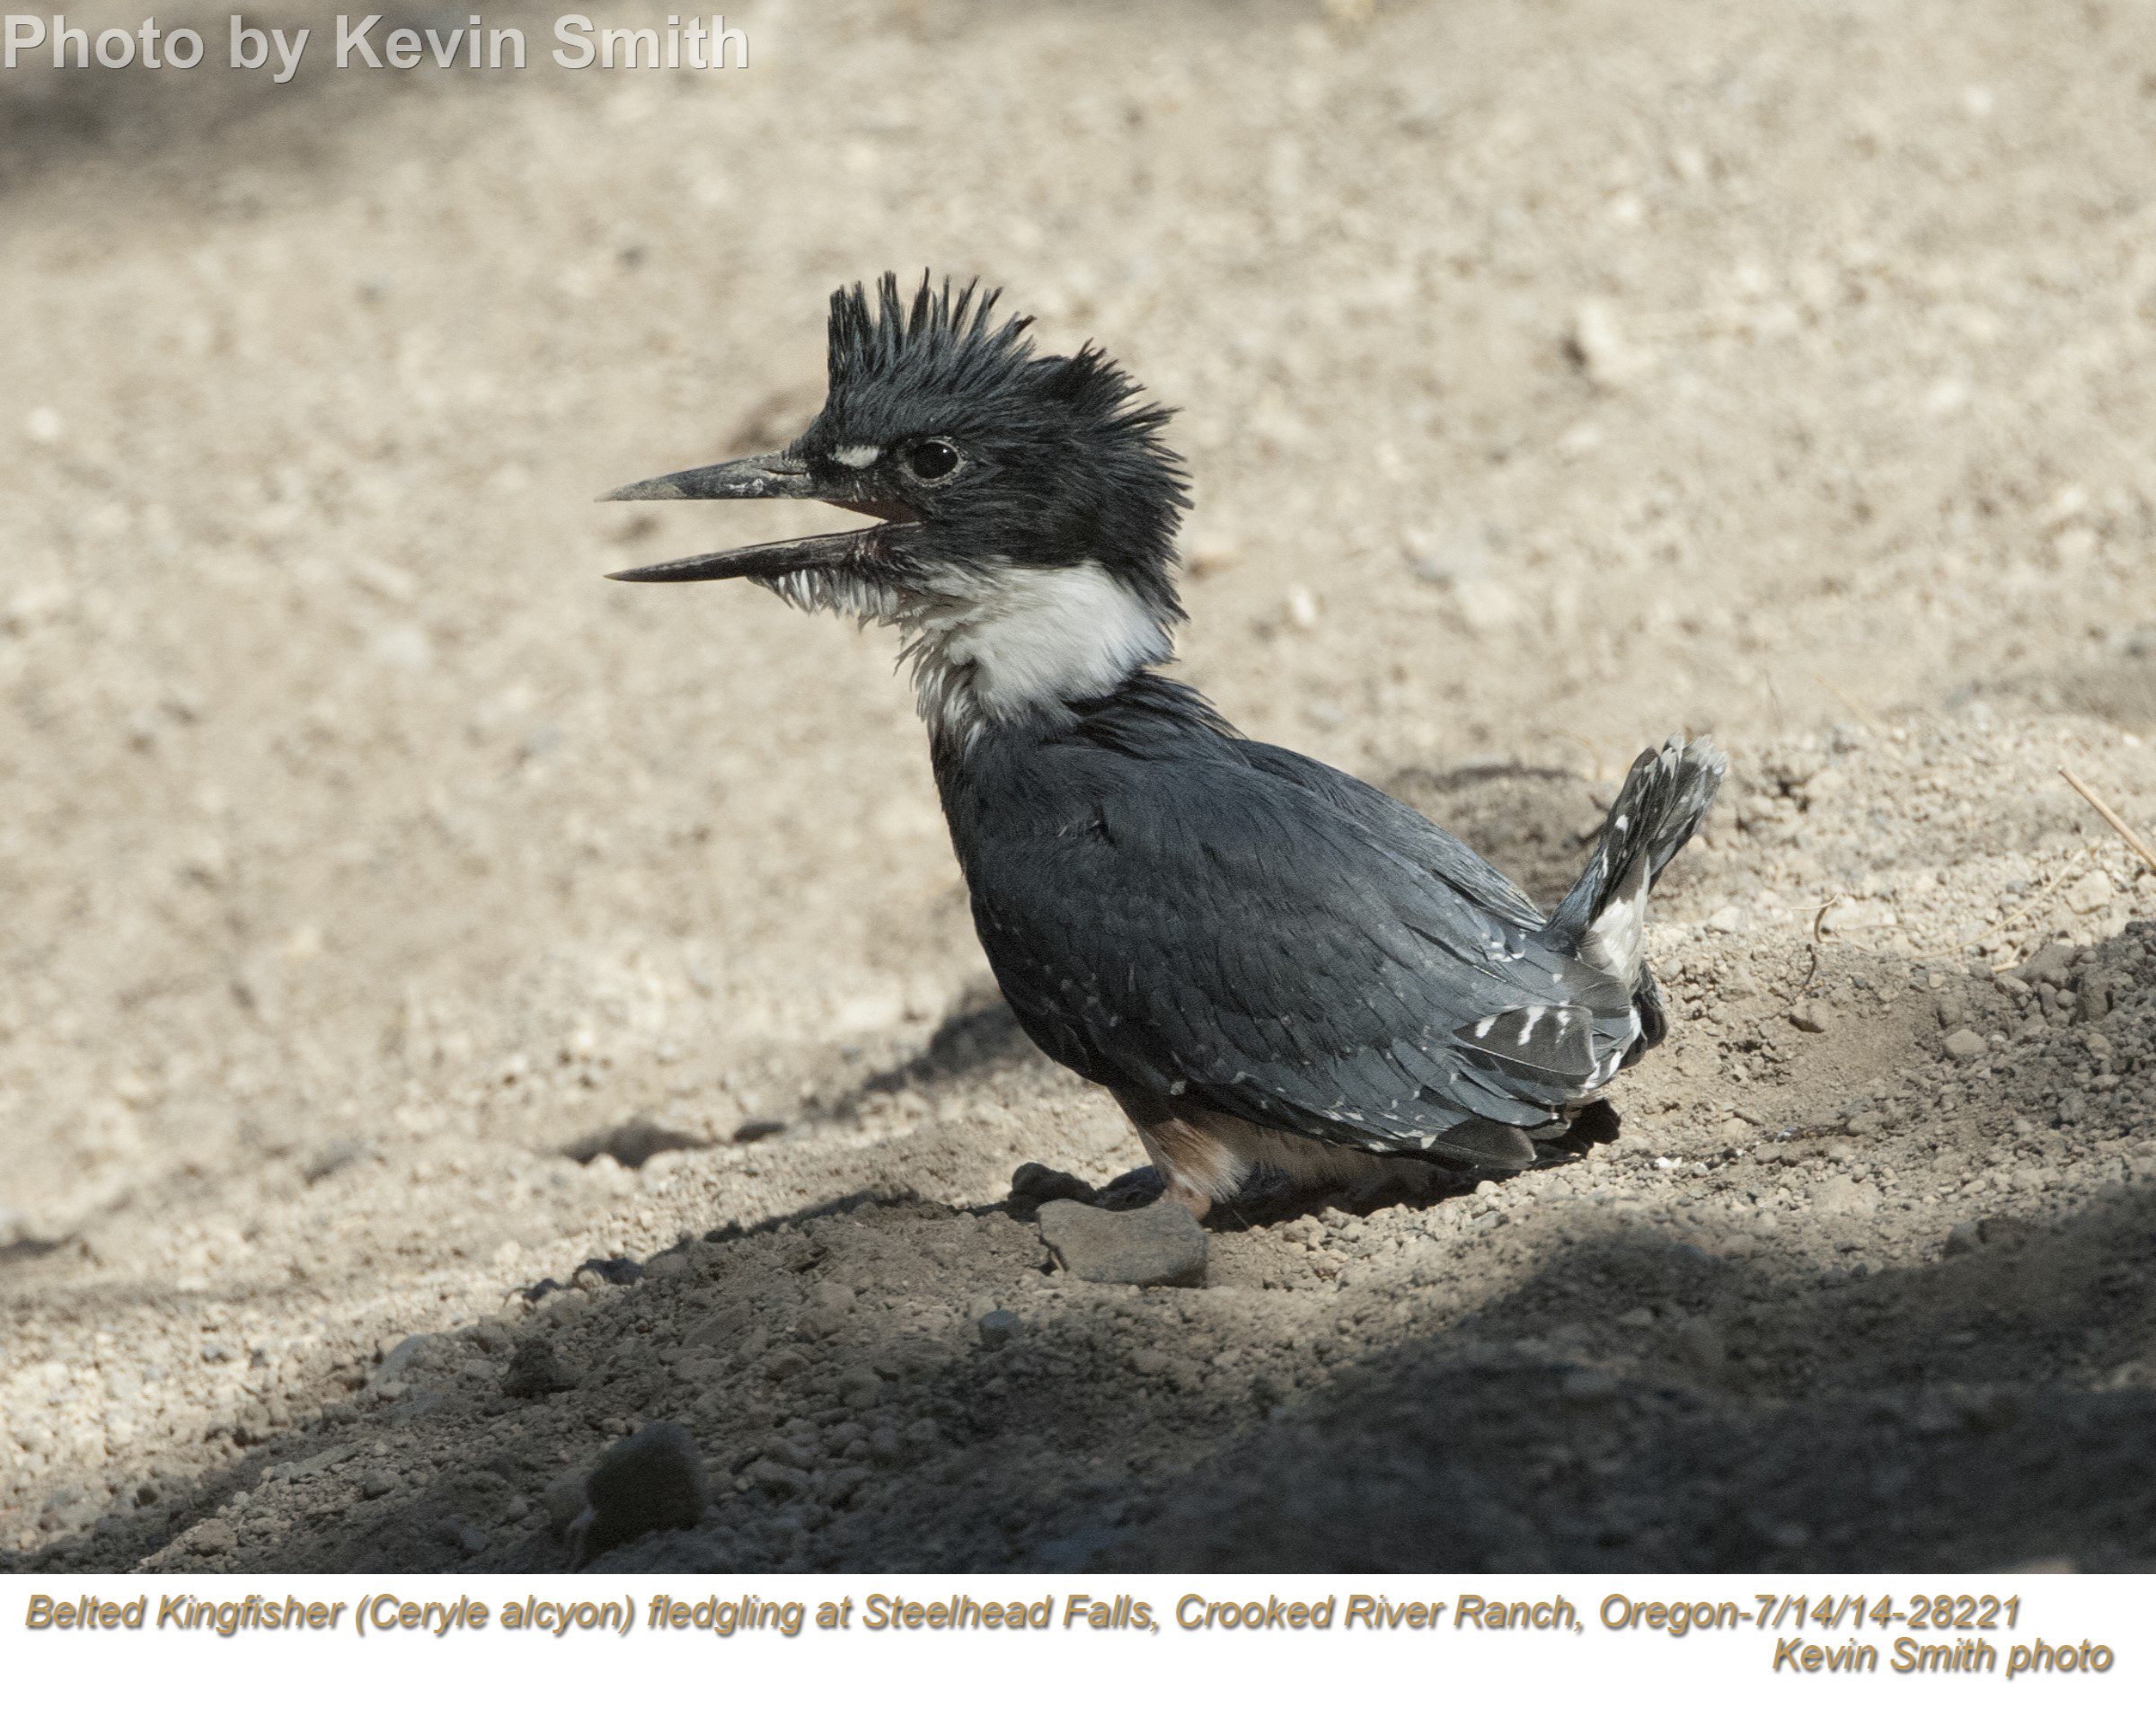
(905, 438, 962, 482)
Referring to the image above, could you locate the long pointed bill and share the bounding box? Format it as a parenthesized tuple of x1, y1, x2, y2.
(599, 451, 818, 503)
(605, 528, 889, 584)
(599, 450, 917, 583)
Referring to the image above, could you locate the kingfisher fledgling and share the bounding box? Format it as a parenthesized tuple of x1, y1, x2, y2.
(604, 275, 1724, 1220)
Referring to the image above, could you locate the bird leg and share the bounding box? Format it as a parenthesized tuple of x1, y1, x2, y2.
(1111, 1089, 1397, 1220)
(1110, 1088, 1248, 1221)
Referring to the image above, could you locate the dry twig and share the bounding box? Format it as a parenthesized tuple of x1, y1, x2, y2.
(2058, 765, 2156, 877)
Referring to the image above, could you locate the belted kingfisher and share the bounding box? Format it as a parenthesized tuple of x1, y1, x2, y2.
(605, 275, 1724, 1220)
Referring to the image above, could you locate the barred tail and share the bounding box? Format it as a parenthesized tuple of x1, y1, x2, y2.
(1545, 736, 1726, 983)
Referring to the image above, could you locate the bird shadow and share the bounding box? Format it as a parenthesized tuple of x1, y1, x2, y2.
(13, 925, 2151, 1575)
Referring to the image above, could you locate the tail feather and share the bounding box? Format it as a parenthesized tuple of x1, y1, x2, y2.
(1546, 736, 1725, 981)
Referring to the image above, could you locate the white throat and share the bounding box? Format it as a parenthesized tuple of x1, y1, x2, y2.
(897, 560, 1173, 739)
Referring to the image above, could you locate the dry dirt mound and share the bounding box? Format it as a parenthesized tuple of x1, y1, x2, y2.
(7, 719, 2155, 1572)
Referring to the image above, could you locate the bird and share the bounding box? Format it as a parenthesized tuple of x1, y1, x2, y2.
(602, 273, 1725, 1222)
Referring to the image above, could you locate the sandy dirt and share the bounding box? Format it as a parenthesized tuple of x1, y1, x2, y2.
(4, 0, 2156, 1572)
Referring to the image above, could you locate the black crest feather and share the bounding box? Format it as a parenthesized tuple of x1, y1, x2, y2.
(826, 273, 1037, 398)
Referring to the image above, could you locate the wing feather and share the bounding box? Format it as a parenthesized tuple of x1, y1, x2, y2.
(959, 735, 1626, 1154)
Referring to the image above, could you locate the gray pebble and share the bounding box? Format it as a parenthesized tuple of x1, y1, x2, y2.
(763, 1347, 808, 1379)
(577, 1421, 709, 1564)
(360, 1469, 397, 1499)
(747, 1457, 810, 1495)
(501, 1337, 580, 1398)
(1943, 1028, 1987, 1064)
(977, 1309, 1022, 1349)
(1038, 1198, 1207, 1289)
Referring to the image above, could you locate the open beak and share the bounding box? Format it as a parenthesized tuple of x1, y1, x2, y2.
(599, 452, 916, 583)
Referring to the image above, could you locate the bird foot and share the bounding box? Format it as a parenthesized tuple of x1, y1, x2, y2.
(1005, 1161, 1096, 1219)
(1094, 1165, 1167, 1212)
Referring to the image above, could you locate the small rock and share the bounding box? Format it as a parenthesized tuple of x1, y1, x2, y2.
(978, 1309, 1022, 1349)
(2019, 942, 2076, 986)
(1815, 1175, 1875, 1218)
(1944, 1220, 1982, 1257)
(1674, 1319, 1725, 1372)
(798, 1279, 857, 1339)
(503, 1494, 530, 1521)
(1184, 529, 1241, 579)
(1706, 905, 1746, 933)
(2076, 976, 2116, 1024)
(575, 1423, 708, 1564)
(747, 1457, 809, 1496)
(1038, 1198, 1207, 1288)
(1942, 1028, 1987, 1064)
(1560, 1368, 1619, 1405)
(502, 1337, 580, 1398)
(2065, 871, 2115, 915)
(543, 1471, 589, 1537)
(360, 1470, 397, 1499)
(762, 1347, 808, 1379)
(190, 1517, 235, 1554)
(1789, 1001, 1834, 1033)
(1567, 299, 1648, 386)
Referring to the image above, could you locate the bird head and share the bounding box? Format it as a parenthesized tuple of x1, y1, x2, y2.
(604, 274, 1192, 735)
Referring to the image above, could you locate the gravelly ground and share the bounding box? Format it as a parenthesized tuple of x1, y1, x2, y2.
(3, 0, 2155, 1573)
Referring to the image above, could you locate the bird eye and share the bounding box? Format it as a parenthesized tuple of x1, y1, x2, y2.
(905, 438, 962, 483)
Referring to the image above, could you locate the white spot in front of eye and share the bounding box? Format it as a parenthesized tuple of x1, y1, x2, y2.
(833, 444, 881, 468)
